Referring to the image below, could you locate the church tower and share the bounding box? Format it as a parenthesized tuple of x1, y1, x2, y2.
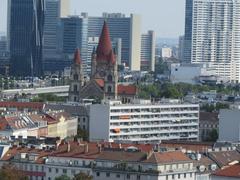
(91, 21, 118, 99)
(68, 48, 83, 102)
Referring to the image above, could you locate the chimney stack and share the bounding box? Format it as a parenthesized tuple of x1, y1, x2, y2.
(67, 142, 71, 152)
(84, 143, 89, 153)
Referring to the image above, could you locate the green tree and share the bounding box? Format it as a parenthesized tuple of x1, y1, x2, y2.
(0, 164, 29, 180)
(206, 129, 218, 142)
(73, 172, 93, 180)
(55, 175, 71, 180)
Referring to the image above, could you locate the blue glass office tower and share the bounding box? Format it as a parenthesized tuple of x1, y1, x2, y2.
(8, 0, 44, 77)
(183, 0, 193, 63)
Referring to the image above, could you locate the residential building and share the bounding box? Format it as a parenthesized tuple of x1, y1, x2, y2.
(61, 16, 88, 73)
(141, 30, 156, 72)
(219, 109, 240, 142)
(211, 164, 240, 180)
(185, 0, 240, 83)
(93, 151, 196, 180)
(199, 112, 219, 141)
(8, 0, 44, 76)
(0, 141, 154, 180)
(161, 47, 172, 58)
(86, 13, 141, 71)
(89, 99, 199, 143)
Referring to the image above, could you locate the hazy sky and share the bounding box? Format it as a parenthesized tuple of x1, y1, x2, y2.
(0, 0, 185, 38)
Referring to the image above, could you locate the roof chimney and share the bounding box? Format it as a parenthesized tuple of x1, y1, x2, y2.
(84, 143, 89, 153)
(98, 144, 102, 153)
(67, 142, 71, 152)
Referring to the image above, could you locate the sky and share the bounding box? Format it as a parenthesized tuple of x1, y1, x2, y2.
(0, 0, 185, 38)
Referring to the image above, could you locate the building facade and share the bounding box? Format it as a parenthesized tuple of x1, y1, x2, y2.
(185, 0, 240, 83)
(86, 13, 141, 71)
(61, 16, 88, 73)
(141, 30, 156, 72)
(8, 0, 44, 76)
(89, 100, 199, 143)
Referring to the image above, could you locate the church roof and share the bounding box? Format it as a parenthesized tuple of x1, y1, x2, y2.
(96, 21, 115, 64)
(118, 84, 137, 95)
(74, 48, 81, 65)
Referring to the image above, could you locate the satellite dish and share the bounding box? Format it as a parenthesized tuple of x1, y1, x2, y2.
(199, 165, 206, 172)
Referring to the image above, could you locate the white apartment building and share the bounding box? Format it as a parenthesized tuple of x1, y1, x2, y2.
(161, 47, 172, 58)
(89, 100, 199, 143)
(191, 0, 240, 83)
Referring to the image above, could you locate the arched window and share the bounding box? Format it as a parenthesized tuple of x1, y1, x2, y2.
(107, 75, 112, 82)
(73, 85, 78, 92)
(108, 86, 112, 93)
(74, 74, 78, 80)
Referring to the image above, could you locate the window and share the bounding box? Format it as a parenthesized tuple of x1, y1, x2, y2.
(172, 175, 174, 179)
(74, 85, 78, 92)
(108, 86, 112, 93)
(96, 172, 100, 176)
(83, 117, 86, 122)
(184, 173, 186, 178)
(55, 168, 58, 173)
(74, 74, 78, 80)
(36, 166, 38, 171)
(137, 175, 141, 180)
(108, 75, 113, 82)
(190, 173, 192, 177)
(178, 174, 181, 179)
(106, 173, 110, 177)
(116, 174, 120, 178)
(71, 170, 76, 175)
(48, 178, 51, 180)
(126, 174, 130, 179)
(63, 169, 67, 174)
(48, 168, 51, 173)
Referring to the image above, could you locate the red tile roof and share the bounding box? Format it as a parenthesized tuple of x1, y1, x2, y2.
(0, 101, 44, 110)
(145, 151, 191, 164)
(95, 79, 104, 88)
(74, 48, 81, 65)
(212, 164, 240, 178)
(117, 84, 137, 95)
(96, 21, 115, 64)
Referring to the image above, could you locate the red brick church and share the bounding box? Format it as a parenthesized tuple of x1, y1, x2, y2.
(68, 21, 137, 103)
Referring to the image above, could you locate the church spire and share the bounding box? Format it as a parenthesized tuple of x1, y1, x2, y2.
(74, 48, 81, 65)
(96, 21, 115, 64)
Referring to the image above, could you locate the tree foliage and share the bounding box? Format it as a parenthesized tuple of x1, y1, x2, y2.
(55, 175, 71, 180)
(73, 172, 93, 180)
(0, 164, 29, 180)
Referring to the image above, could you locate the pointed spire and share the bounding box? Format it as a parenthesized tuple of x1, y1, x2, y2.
(96, 21, 115, 64)
(74, 48, 81, 65)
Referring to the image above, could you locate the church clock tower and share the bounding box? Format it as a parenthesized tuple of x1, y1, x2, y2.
(68, 48, 83, 102)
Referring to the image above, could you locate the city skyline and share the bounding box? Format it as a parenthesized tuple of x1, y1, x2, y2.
(0, 0, 185, 38)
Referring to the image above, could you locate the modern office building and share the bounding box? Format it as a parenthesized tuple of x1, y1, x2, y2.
(0, 36, 7, 54)
(141, 30, 156, 72)
(185, 0, 240, 83)
(85, 13, 141, 71)
(89, 100, 199, 143)
(61, 16, 88, 72)
(178, 35, 185, 62)
(8, 0, 45, 77)
(183, 0, 193, 63)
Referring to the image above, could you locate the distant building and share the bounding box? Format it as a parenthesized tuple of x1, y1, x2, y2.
(89, 99, 199, 143)
(0, 36, 7, 54)
(60, 16, 88, 73)
(178, 35, 184, 62)
(86, 13, 141, 71)
(43, 0, 70, 71)
(161, 47, 172, 58)
(8, 0, 44, 76)
(184, 0, 240, 83)
(141, 30, 156, 72)
(170, 63, 217, 85)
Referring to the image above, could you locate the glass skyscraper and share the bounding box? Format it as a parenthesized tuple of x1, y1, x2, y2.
(8, 0, 44, 77)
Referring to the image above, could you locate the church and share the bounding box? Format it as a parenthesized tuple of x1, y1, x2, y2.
(68, 21, 137, 103)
